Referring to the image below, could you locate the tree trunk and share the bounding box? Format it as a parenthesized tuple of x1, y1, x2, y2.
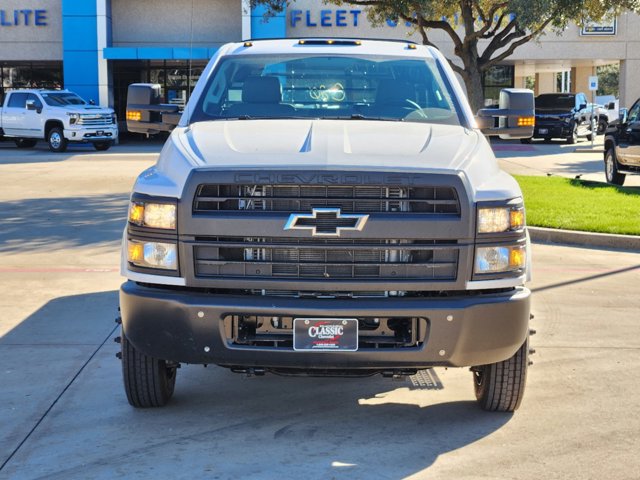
(463, 66, 485, 113)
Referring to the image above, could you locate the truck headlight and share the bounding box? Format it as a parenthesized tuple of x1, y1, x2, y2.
(127, 240, 178, 270)
(67, 113, 79, 125)
(129, 202, 176, 230)
(477, 206, 525, 233)
(475, 245, 526, 274)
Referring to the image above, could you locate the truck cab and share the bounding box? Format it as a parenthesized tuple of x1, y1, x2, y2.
(119, 38, 534, 412)
(0, 89, 118, 152)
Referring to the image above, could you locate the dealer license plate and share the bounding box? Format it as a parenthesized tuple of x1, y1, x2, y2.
(539, 128, 548, 135)
(293, 318, 358, 352)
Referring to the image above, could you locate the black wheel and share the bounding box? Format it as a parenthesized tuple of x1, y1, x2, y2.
(47, 127, 68, 153)
(121, 332, 177, 408)
(520, 138, 531, 144)
(14, 138, 38, 149)
(473, 337, 528, 412)
(566, 124, 577, 144)
(586, 119, 596, 142)
(597, 119, 608, 135)
(604, 148, 626, 186)
(93, 141, 112, 151)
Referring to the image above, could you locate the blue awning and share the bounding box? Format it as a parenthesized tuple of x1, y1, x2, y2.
(103, 47, 216, 60)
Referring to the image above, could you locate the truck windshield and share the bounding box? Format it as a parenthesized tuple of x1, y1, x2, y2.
(41, 92, 87, 106)
(535, 94, 574, 110)
(190, 54, 462, 125)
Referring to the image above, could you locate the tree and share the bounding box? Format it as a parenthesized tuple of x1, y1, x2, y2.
(596, 64, 619, 97)
(251, 0, 640, 111)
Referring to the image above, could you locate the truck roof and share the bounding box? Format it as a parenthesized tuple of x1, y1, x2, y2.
(5, 89, 71, 95)
(222, 38, 437, 58)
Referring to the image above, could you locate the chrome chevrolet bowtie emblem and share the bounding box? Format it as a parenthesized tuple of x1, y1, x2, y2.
(284, 208, 369, 237)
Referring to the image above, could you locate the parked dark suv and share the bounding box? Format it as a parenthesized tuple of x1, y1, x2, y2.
(603, 100, 640, 186)
(522, 92, 595, 144)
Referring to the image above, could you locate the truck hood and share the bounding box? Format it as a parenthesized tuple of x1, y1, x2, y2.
(64, 105, 114, 114)
(143, 119, 515, 202)
(175, 119, 479, 172)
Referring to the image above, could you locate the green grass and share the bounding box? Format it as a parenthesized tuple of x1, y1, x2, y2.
(514, 175, 640, 235)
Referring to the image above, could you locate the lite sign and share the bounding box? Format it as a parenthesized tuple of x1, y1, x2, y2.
(0, 9, 48, 27)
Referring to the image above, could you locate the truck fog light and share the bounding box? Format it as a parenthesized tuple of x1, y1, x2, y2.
(475, 245, 526, 274)
(127, 240, 177, 270)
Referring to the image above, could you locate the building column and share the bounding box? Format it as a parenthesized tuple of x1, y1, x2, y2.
(250, 5, 287, 39)
(535, 72, 555, 95)
(62, 0, 112, 106)
(619, 59, 640, 107)
(572, 66, 595, 95)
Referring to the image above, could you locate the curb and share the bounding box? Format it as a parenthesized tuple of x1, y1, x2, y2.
(528, 226, 640, 251)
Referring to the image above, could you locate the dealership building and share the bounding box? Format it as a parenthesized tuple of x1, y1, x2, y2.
(2, 0, 640, 119)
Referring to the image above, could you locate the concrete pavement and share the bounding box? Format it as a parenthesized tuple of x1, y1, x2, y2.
(1, 141, 639, 479)
(494, 136, 640, 187)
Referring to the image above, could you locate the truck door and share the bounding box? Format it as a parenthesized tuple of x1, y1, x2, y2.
(24, 93, 44, 136)
(616, 100, 640, 167)
(2, 92, 31, 136)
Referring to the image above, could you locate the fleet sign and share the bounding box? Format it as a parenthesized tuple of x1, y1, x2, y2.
(0, 9, 47, 26)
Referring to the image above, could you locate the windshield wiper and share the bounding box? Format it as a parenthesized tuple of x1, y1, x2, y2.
(327, 114, 405, 122)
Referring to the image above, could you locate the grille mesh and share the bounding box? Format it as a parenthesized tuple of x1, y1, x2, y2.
(194, 184, 460, 215)
(194, 238, 458, 280)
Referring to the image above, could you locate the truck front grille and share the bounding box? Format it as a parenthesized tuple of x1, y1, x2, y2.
(194, 184, 460, 215)
(193, 237, 459, 281)
(78, 114, 113, 126)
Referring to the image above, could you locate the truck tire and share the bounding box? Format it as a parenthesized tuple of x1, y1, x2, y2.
(586, 119, 596, 142)
(604, 148, 626, 186)
(519, 138, 531, 144)
(597, 119, 608, 135)
(121, 332, 177, 408)
(473, 337, 528, 412)
(93, 141, 112, 151)
(47, 127, 68, 153)
(566, 124, 577, 144)
(14, 138, 38, 148)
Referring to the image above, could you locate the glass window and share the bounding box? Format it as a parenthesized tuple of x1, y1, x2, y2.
(27, 93, 43, 109)
(191, 54, 462, 125)
(482, 65, 514, 107)
(7, 92, 28, 108)
(41, 92, 87, 106)
(535, 94, 575, 110)
(627, 102, 640, 123)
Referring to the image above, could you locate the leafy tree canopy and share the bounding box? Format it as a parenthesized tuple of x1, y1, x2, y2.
(252, 1, 639, 110)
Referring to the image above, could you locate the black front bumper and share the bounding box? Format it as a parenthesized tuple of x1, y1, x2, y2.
(120, 281, 530, 370)
(533, 123, 572, 139)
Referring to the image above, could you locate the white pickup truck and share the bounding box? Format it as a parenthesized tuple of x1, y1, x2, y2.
(120, 38, 535, 412)
(0, 89, 118, 152)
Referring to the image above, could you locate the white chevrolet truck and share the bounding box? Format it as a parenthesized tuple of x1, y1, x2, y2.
(0, 89, 118, 152)
(120, 38, 535, 411)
